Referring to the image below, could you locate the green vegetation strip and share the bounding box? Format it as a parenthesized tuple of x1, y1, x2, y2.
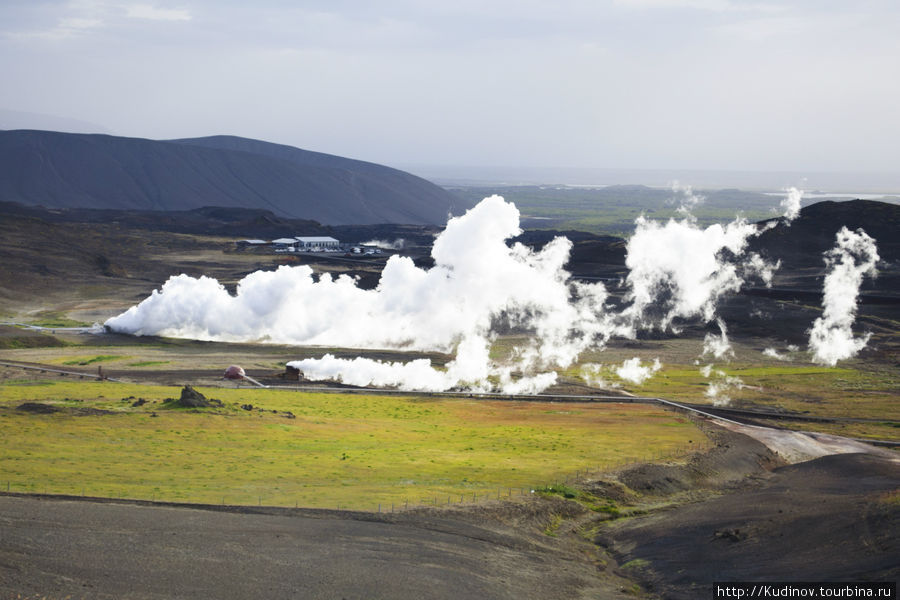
(62, 355, 125, 366)
(0, 381, 701, 510)
(635, 365, 899, 421)
(560, 362, 898, 439)
(26, 313, 91, 328)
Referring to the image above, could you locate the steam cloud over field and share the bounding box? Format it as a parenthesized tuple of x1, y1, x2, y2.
(106, 192, 879, 394)
(108, 196, 611, 393)
(807, 227, 879, 366)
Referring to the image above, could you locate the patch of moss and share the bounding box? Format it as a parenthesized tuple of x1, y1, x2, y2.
(536, 483, 622, 515)
(543, 513, 564, 537)
(62, 355, 124, 366)
(28, 312, 90, 328)
(622, 558, 650, 570)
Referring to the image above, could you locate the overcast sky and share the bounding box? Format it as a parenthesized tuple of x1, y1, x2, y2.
(1, 1, 898, 175)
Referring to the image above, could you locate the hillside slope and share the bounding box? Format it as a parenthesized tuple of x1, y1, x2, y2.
(750, 199, 900, 267)
(0, 130, 459, 225)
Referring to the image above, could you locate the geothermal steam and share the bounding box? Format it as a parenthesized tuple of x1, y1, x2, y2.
(105, 189, 875, 394)
(779, 187, 803, 222)
(702, 318, 734, 360)
(618, 209, 774, 333)
(108, 196, 612, 393)
(807, 227, 879, 366)
(615, 357, 662, 385)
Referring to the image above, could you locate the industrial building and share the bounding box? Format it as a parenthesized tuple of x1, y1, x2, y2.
(294, 236, 340, 250)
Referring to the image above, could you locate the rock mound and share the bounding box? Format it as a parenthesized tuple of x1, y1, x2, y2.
(618, 428, 781, 496)
(167, 386, 223, 409)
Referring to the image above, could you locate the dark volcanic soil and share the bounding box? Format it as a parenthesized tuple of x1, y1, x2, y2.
(600, 452, 900, 599)
(0, 495, 624, 600)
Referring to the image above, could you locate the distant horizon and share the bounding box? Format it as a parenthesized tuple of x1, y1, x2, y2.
(3, 120, 900, 196)
(399, 164, 900, 195)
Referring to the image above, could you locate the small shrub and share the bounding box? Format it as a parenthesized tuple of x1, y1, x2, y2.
(535, 484, 579, 499)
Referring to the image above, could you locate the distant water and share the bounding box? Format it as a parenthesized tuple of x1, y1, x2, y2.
(402, 164, 900, 195)
(763, 192, 900, 201)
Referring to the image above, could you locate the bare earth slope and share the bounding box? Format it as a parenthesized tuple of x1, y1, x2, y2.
(0, 495, 624, 600)
(600, 451, 899, 599)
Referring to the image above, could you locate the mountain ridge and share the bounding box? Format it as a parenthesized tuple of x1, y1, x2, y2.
(751, 199, 900, 266)
(0, 129, 460, 225)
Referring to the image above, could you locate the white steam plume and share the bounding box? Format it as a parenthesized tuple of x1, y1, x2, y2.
(362, 238, 405, 250)
(671, 181, 704, 215)
(581, 364, 609, 388)
(744, 253, 780, 287)
(580, 363, 621, 390)
(779, 186, 803, 222)
(808, 227, 879, 366)
(105, 189, 795, 395)
(762, 347, 792, 361)
(618, 212, 763, 333)
(292, 354, 456, 391)
(615, 357, 661, 385)
(701, 366, 745, 406)
(702, 317, 734, 361)
(107, 196, 612, 393)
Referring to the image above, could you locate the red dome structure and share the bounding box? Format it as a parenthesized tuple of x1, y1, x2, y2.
(223, 365, 246, 380)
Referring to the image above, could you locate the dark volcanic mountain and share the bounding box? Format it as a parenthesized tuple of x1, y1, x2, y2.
(750, 199, 900, 267)
(0, 201, 328, 238)
(0, 130, 461, 225)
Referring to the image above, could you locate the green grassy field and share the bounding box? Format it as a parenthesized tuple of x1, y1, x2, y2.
(563, 360, 898, 441)
(635, 364, 896, 415)
(0, 381, 703, 510)
(448, 185, 781, 236)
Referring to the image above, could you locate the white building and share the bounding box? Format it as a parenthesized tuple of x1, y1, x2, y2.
(295, 236, 340, 250)
(272, 237, 299, 249)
